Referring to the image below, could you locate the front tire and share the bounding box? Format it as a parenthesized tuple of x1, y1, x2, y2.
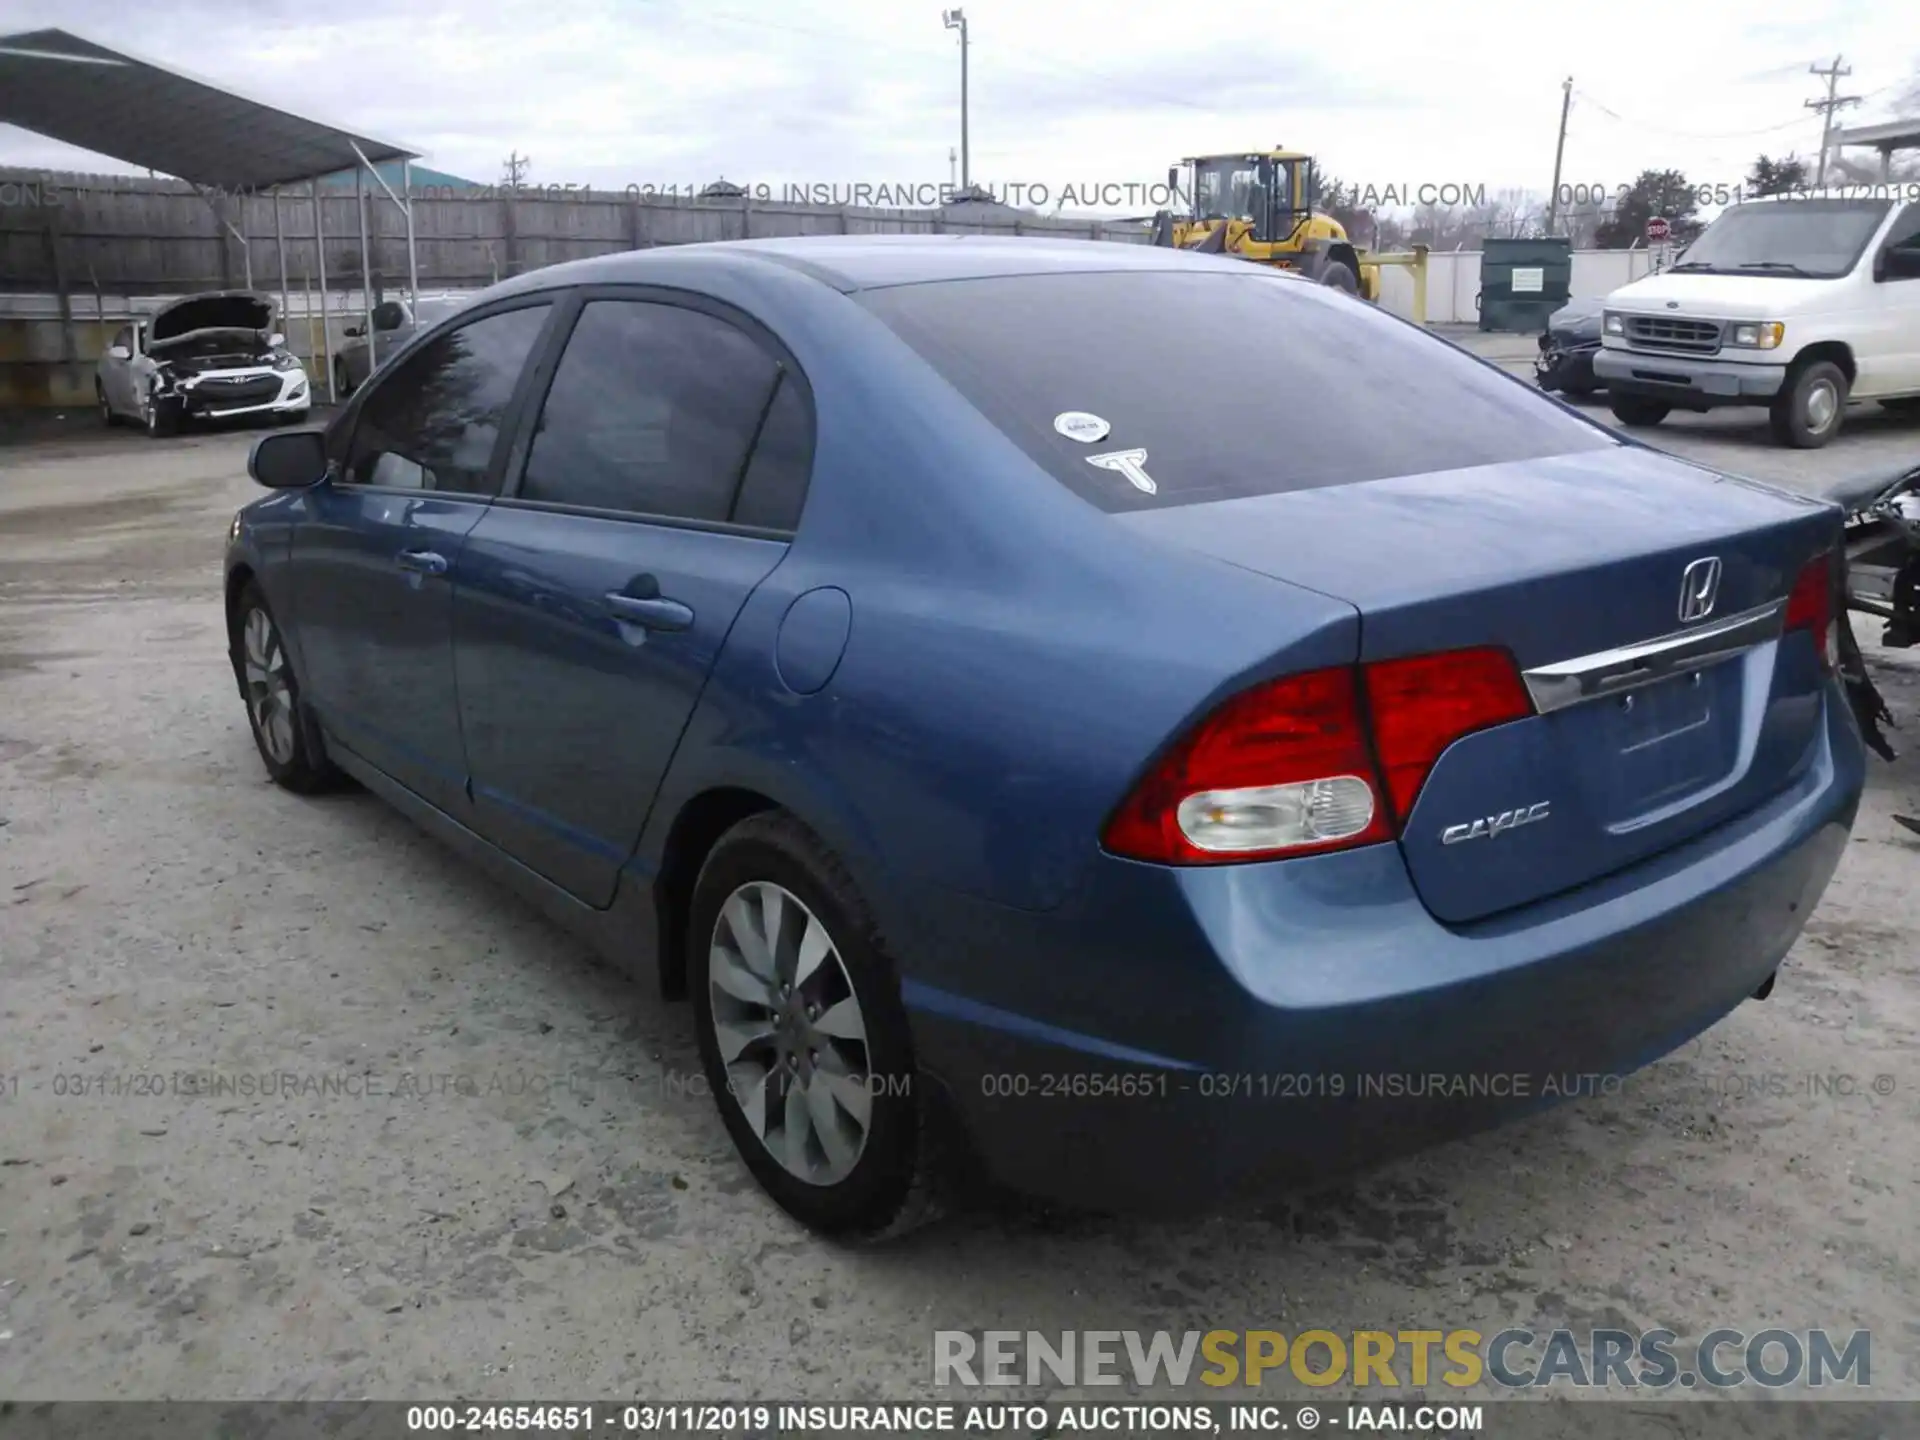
(97, 382, 116, 427)
(688, 812, 943, 1240)
(1770, 359, 1848, 448)
(1320, 261, 1359, 296)
(232, 583, 341, 793)
(143, 383, 179, 438)
(1610, 394, 1670, 428)
(333, 357, 354, 399)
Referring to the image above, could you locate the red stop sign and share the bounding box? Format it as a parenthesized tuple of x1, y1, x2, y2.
(1646, 216, 1672, 242)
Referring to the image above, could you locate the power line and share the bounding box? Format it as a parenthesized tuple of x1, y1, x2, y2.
(1572, 89, 1816, 141)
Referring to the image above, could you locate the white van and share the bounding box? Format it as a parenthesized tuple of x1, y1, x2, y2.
(1594, 195, 1920, 447)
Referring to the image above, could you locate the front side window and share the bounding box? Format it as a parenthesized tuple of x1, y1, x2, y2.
(344, 303, 551, 493)
(1881, 203, 1920, 275)
(518, 300, 785, 524)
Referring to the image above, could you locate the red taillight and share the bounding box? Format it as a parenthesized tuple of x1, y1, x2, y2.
(1784, 552, 1834, 671)
(1103, 647, 1534, 866)
(1363, 647, 1536, 821)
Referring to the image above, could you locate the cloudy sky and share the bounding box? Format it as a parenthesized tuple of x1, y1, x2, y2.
(3, 0, 1915, 207)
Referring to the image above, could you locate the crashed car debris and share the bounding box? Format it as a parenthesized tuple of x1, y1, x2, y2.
(1534, 296, 1605, 396)
(95, 290, 310, 437)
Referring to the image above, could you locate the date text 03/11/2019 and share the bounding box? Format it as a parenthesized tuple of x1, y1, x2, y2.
(402, 1403, 1484, 1433)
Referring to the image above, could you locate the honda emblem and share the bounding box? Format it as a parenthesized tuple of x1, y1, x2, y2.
(1678, 556, 1721, 623)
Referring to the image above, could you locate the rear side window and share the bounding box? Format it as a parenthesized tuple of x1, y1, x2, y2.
(346, 303, 551, 494)
(858, 271, 1613, 512)
(730, 372, 814, 531)
(519, 300, 783, 525)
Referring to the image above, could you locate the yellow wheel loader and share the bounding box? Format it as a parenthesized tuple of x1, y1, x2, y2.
(1152, 151, 1381, 301)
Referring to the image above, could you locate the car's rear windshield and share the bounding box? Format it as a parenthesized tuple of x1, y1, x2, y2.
(856, 269, 1614, 512)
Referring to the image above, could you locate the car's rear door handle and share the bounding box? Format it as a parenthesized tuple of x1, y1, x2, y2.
(396, 549, 448, 576)
(605, 592, 694, 631)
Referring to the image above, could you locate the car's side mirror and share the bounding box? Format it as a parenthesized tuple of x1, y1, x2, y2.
(249, 430, 329, 489)
(106, 344, 130, 361)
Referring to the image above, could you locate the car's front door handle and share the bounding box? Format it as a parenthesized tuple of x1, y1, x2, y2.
(396, 549, 449, 576)
(605, 592, 694, 631)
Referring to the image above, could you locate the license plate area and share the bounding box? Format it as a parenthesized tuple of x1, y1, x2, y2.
(1594, 664, 1739, 820)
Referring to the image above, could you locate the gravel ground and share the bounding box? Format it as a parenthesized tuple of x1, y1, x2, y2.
(2, 375, 1919, 1409)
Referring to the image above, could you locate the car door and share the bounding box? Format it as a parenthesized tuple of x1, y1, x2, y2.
(288, 298, 559, 815)
(450, 290, 813, 905)
(1873, 202, 1920, 392)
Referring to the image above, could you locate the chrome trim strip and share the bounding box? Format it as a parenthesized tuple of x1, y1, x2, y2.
(1522, 599, 1786, 714)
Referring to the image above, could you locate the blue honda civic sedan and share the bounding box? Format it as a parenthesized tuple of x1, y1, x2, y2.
(228, 236, 1864, 1237)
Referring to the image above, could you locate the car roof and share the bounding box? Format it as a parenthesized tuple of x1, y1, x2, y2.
(494, 234, 1291, 297)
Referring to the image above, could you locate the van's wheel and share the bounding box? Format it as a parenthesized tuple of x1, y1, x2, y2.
(688, 812, 945, 1241)
(1771, 359, 1848, 448)
(1610, 394, 1671, 428)
(97, 381, 115, 428)
(230, 582, 341, 793)
(1320, 261, 1359, 296)
(333, 357, 354, 399)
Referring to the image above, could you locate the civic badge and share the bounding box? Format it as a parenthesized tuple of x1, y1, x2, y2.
(1677, 556, 1721, 623)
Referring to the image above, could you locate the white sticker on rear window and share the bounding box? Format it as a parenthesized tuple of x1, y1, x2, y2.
(1053, 411, 1111, 444)
(1085, 448, 1156, 495)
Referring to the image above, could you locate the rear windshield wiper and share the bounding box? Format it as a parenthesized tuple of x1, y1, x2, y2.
(1736, 261, 1815, 276)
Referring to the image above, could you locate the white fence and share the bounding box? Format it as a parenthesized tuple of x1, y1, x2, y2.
(1377, 248, 1662, 324)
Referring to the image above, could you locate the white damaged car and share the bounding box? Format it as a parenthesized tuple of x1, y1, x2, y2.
(96, 290, 311, 437)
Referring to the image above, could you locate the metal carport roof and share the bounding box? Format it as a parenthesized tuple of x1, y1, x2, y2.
(0, 27, 417, 190)
(1, 26, 428, 404)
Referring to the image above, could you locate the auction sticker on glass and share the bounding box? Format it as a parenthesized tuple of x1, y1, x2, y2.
(1053, 411, 1111, 443)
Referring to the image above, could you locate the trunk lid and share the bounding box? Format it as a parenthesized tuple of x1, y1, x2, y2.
(1120, 445, 1840, 923)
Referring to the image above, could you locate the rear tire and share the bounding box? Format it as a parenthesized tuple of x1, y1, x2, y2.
(688, 812, 945, 1241)
(1770, 359, 1847, 448)
(1320, 261, 1359, 296)
(1610, 394, 1670, 428)
(231, 582, 342, 794)
(97, 382, 115, 428)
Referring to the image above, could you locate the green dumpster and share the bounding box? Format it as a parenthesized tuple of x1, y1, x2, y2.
(1477, 238, 1572, 333)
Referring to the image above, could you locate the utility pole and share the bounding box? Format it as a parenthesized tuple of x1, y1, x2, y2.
(942, 9, 969, 190)
(1544, 76, 1572, 236)
(501, 151, 531, 190)
(1805, 57, 1860, 187)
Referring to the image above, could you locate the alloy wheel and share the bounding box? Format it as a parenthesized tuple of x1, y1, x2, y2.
(242, 607, 297, 765)
(707, 880, 872, 1186)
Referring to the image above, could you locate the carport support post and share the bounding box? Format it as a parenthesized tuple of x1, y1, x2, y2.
(273, 186, 290, 347)
(352, 143, 420, 329)
(313, 182, 334, 404)
(403, 160, 420, 319)
(356, 167, 374, 369)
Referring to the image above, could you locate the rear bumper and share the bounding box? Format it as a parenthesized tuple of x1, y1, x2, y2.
(895, 690, 1863, 1214)
(1595, 347, 1786, 409)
